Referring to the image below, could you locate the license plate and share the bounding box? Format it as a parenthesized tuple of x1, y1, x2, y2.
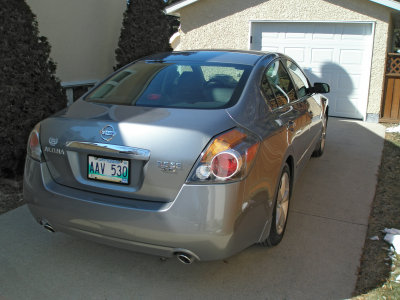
(88, 156, 129, 184)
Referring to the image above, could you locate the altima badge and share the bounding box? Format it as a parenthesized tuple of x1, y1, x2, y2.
(44, 146, 65, 155)
(100, 125, 116, 142)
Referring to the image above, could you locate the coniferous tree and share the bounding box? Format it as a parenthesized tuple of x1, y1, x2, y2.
(114, 0, 173, 69)
(166, 0, 180, 38)
(0, 0, 66, 178)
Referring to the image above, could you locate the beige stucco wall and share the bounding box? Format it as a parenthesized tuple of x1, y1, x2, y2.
(176, 0, 393, 116)
(27, 0, 125, 83)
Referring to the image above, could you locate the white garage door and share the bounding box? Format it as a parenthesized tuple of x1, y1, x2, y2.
(250, 22, 373, 120)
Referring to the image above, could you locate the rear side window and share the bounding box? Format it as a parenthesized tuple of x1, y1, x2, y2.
(85, 61, 252, 109)
(261, 60, 297, 109)
(261, 72, 279, 110)
(285, 59, 309, 98)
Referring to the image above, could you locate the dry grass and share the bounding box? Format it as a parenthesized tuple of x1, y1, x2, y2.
(353, 127, 400, 298)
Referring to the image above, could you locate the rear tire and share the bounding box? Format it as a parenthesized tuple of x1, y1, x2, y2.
(262, 163, 291, 247)
(312, 115, 327, 157)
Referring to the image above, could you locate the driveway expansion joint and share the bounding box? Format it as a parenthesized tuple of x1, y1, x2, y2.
(291, 209, 368, 227)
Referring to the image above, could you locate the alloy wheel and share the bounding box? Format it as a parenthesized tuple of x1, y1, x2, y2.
(275, 171, 290, 235)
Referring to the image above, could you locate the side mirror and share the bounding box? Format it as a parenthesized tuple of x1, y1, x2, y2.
(311, 82, 330, 94)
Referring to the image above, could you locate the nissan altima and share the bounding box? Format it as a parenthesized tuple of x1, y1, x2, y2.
(24, 50, 329, 263)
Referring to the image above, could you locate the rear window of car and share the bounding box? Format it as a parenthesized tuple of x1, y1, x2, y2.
(85, 61, 252, 109)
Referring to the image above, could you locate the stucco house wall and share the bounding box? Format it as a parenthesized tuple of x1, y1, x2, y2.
(27, 0, 125, 84)
(174, 0, 393, 119)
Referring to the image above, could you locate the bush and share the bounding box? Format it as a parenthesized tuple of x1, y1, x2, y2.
(114, 0, 173, 69)
(0, 0, 66, 178)
(166, 0, 181, 37)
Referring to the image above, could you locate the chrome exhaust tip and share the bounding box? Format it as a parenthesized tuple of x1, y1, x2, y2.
(176, 252, 194, 264)
(43, 223, 55, 233)
(40, 219, 55, 233)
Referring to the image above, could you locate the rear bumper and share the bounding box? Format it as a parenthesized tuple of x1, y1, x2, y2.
(24, 157, 271, 261)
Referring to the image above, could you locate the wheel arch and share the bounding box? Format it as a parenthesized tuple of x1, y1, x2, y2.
(257, 153, 294, 243)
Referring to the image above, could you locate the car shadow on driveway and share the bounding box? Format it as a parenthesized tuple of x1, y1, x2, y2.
(0, 117, 385, 300)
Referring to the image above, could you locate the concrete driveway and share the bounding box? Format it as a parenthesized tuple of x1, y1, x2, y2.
(0, 118, 385, 300)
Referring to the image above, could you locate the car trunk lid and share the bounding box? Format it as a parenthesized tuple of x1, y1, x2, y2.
(40, 100, 236, 202)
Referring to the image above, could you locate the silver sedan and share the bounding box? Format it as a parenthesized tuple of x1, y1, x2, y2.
(24, 50, 329, 263)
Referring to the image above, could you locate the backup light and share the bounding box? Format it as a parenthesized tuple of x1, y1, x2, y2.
(195, 165, 211, 180)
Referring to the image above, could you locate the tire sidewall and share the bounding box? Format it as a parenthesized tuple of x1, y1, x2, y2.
(266, 163, 291, 246)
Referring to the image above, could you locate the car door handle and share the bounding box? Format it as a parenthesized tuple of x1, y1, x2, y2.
(287, 120, 295, 132)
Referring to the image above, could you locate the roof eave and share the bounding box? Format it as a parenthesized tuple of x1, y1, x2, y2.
(165, 0, 200, 16)
(165, 0, 400, 16)
(368, 0, 400, 11)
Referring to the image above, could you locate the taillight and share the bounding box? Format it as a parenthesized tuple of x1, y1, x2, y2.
(27, 123, 43, 162)
(211, 150, 241, 179)
(187, 128, 260, 183)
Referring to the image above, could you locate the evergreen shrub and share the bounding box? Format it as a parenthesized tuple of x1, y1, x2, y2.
(115, 0, 174, 69)
(0, 0, 66, 178)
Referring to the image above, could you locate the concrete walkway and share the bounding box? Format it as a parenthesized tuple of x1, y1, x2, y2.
(0, 118, 385, 300)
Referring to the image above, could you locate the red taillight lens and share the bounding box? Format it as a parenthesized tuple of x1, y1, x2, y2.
(29, 131, 39, 149)
(27, 124, 43, 162)
(211, 151, 240, 179)
(187, 128, 260, 183)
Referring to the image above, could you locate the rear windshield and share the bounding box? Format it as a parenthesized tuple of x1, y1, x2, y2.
(85, 61, 252, 109)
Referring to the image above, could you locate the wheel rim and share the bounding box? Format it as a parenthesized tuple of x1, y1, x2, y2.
(275, 172, 290, 235)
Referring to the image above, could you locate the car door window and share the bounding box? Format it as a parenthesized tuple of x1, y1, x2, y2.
(261, 72, 280, 110)
(285, 59, 309, 98)
(261, 60, 297, 109)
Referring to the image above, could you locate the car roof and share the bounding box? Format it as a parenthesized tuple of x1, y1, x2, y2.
(144, 50, 275, 66)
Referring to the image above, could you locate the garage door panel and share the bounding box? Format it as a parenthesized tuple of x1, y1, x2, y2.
(310, 69, 362, 96)
(285, 27, 307, 39)
(251, 22, 372, 119)
(285, 32, 307, 39)
(311, 48, 334, 63)
(303, 70, 321, 84)
(328, 97, 358, 118)
(339, 74, 362, 91)
(336, 97, 361, 115)
(339, 65, 363, 73)
(339, 49, 364, 65)
(261, 31, 280, 39)
(262, 46, 279, 52)
(317, 72, 338, 90)
(283, 47, 305, 62)
(312, 24, 335, 39)
(261, 38, 369, 47)
(341, 23, 372, 39)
